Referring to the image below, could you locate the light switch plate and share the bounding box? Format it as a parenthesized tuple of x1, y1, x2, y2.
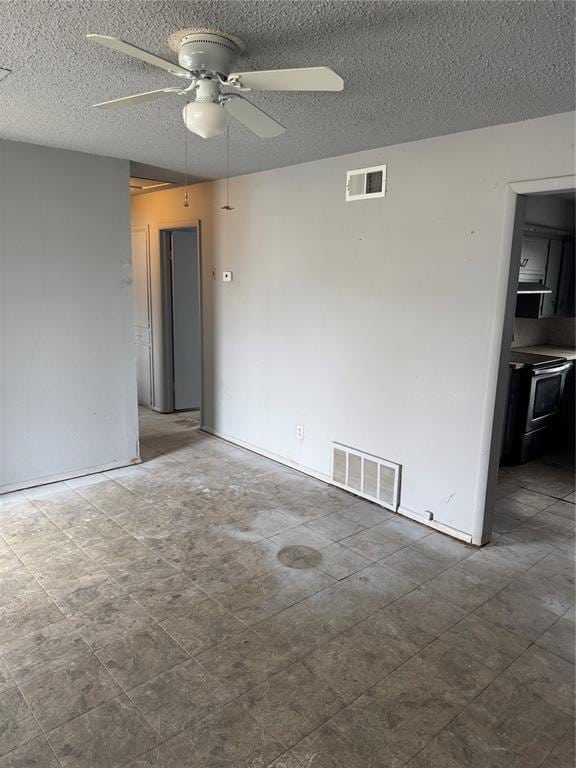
(223, 271, 233, 282)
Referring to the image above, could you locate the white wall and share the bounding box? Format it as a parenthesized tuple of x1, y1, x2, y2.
(202, 112, 574, 544)
(0, 140, 139, 492)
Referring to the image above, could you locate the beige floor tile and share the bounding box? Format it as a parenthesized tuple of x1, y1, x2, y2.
(96, 624, 189, 689)
(240, 660, 345, 748)
(128, 658, 233, 739)
(0, 688, 40, 757)
(159, 598, 247, 654)
(0, 619, 90, 685)
(21, 652, 121, 731)
(48, 694, 157, 768)
(386, 585, 468, 635)
(474, 589, 562, 641)
(3, 411, 573, 768)
(195, 629, 293, 698)
(0, 735, 60, 768)
(162, 700, 284, 768)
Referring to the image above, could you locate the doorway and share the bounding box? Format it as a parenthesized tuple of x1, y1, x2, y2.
(484, 178, 575, 545)
(159, 226, 202, 413)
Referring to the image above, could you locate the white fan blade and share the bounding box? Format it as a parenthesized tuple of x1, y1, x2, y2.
(229, 66, 343, 92)
(93, 88, 181, 109)
(87, 34, 191, 78)
(223, 97, 285, 138)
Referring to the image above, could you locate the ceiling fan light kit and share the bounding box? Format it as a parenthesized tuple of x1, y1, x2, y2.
(183, 101, 229, 138)
(87, 28, 344, 140)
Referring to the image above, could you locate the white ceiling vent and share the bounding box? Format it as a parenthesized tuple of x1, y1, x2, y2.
(331, 442, 400, 511)
(345, 164, 386, 201)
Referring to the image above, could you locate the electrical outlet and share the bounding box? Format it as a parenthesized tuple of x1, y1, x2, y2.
(223, 271, 233, 282)
(296, 425, 304, 440)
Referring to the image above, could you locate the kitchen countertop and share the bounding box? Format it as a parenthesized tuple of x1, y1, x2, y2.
(509, 344, 576, 370)
(513, 344, 576, 360)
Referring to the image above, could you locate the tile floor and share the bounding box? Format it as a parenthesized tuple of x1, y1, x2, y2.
(0, 409, 574, 767)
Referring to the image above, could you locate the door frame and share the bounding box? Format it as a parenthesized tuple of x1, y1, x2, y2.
(481, 174, 576, 544)
(158, 221, 203, 415)
(131, 225, 155, 408)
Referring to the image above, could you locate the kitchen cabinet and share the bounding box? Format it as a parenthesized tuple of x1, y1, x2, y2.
(518, 236, 549, 283)
(540, 239, 564, 318)
(556, 239, 575, 317)
(516, 230, 575, 319)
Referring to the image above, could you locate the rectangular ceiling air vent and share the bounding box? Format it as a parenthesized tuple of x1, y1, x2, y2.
(331, 442, 400, 511)
(345, 164, 386, 201)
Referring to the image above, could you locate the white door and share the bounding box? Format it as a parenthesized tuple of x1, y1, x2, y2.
(131, 227, 153, 407)
(171, 229, 201, 410)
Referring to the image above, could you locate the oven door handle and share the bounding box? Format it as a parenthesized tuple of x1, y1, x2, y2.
(532, 363, 571, 375)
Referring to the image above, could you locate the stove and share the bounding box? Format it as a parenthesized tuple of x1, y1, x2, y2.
(503, 352, 571, 463)
(510, 351, 567, 369)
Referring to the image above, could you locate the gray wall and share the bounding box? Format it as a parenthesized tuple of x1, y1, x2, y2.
(0, 140, 139, 492)
(133, 112, 574, 545)
(203, 112, 574, 545)
(525, 194, 574, 229)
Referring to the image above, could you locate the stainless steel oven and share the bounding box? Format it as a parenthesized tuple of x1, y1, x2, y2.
(503, 352, 571, 464)
(525, 361, 570, 433)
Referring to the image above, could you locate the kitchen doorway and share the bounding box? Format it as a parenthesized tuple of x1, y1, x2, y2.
(483, 178, 576, 545)
(159, 226, 202, 413)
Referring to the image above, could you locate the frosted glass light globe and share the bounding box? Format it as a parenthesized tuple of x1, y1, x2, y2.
(182, 101, 229, 139)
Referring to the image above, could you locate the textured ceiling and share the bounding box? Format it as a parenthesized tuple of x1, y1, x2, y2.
(1, 1, 574, 180)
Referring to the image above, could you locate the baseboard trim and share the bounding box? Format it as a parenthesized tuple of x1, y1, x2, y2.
(201, 426, 331, 484)
(0, 456, 142, 496)
(201, 427, 476, 545)
(397, 505, 474, 544)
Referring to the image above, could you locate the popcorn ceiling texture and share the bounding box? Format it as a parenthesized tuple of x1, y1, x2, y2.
(1, 0, 574, 179)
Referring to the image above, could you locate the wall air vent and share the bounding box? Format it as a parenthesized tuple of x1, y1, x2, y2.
(331, 442, 400, 511)
(345, 164, 386, 201)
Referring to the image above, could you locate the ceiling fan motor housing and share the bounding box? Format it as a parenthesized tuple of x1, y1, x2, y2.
(194, 78, 221, 103)
(174, 32, 244, 76)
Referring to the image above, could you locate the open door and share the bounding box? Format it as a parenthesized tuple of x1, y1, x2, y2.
(156, 226, 201, 413)
(170, 229, 201, 411)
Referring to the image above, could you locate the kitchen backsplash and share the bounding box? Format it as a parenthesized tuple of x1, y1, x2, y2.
(547, 317, 576, 347)
(512, 317, 575, 348)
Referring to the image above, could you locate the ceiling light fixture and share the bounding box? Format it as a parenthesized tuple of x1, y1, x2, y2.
(87, 31, 343, 141)
(183, 100, 229, 138)
(182, 79, 229, 139)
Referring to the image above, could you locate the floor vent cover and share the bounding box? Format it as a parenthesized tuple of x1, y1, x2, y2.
(331, 442, 401, 511)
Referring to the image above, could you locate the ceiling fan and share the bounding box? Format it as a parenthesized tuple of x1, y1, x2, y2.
(87, 29, 344, 139)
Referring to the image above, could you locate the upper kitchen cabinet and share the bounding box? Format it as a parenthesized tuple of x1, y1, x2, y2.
(556, 239, 575, 317)
(516, 225, 575, 319)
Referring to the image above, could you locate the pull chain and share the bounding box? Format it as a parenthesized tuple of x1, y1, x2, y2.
(183, 106, 190, 208)
(221, 125, 234, 211)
